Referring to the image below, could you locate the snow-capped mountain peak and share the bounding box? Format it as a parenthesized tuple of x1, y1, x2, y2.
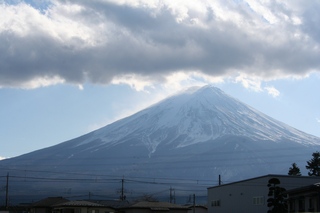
(76, 85, 319, 156)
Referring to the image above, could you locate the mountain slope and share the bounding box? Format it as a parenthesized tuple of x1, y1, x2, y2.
(71, 86, 320, 153)
(1, 85, 320, 201)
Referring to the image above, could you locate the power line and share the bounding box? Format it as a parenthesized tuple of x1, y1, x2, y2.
(0, 167, 219, 184)
(2, 174, 214, 187)
(0, 145, 308, 162)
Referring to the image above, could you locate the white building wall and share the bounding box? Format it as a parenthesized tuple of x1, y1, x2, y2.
(207, 175, 320, 213)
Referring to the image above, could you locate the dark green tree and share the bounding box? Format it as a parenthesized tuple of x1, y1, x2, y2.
(306, 151, 320, 176)
(267, 178, 287, 213)
(288, 163, 301, 176)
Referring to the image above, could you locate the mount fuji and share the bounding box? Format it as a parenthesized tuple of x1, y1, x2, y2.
(1, 85, 320, 201)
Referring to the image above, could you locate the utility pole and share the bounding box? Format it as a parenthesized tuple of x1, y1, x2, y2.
(5, 173, 9, 210)
(169, 187, 176, 203)
(120, 177, 125, 201)
(218, 175, 221, 186)
(193, 194, 196, 213)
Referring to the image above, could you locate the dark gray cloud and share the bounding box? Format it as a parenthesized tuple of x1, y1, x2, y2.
(301, 2, 320, 43)
(0, 0, 319, 88)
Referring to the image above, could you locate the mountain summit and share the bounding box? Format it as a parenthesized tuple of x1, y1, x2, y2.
(1, 85, 320, 200)
(76, 85, 320, 155)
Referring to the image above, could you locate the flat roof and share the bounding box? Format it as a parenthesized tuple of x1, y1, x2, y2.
(207, 174, 320, 189)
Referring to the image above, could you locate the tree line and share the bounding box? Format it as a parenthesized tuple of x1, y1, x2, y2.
(288, 151, 320, 176)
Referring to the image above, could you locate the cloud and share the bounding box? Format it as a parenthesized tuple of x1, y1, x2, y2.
(0, 156, 6, 160)
(0, 1, 320, 89)
(111, 74, 155, 92)
(264, 86, 280, 98)
(235, 74, 262, 92)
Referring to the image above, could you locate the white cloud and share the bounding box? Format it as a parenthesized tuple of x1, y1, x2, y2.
(0, 156, 6, 160)
(19, 76, 65, 89)
(78, 84, 84, 90)
(264, 86, 280, 97)
(163, 71, 224, 92)
(235, 74, 262, 92)
(111, 74, 155, 92)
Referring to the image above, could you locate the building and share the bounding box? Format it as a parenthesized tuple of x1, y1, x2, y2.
(120, 201, 191, 213)
(30, 197, 69, 213)
(207, 174, 320, 213)
(186, 205, 207, 213)
(53, 200, 115, 213)
(287, 182, 320, 212)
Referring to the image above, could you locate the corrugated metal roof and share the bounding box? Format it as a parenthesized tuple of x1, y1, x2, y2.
(54, 200, 104, 207)
(90, 200, 130, 208)
(32, 197, 69, 207)
(127, 201, 190, 210)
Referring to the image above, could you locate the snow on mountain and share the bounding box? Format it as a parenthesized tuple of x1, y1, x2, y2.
(75, 85, 320, 156)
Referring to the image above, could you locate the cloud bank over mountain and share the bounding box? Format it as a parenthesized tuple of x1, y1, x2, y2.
(1, 0, 320, 89)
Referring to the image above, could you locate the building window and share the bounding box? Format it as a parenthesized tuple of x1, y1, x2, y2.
(211, 200, 221, 207)
(252, 196, 264, 205)
(309, 198, 315, 212)
(289, 200, 295, 212)
(299, 198, 305, 212)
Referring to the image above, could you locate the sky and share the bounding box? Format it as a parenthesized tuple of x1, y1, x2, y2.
(1, 0, 320, 159)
